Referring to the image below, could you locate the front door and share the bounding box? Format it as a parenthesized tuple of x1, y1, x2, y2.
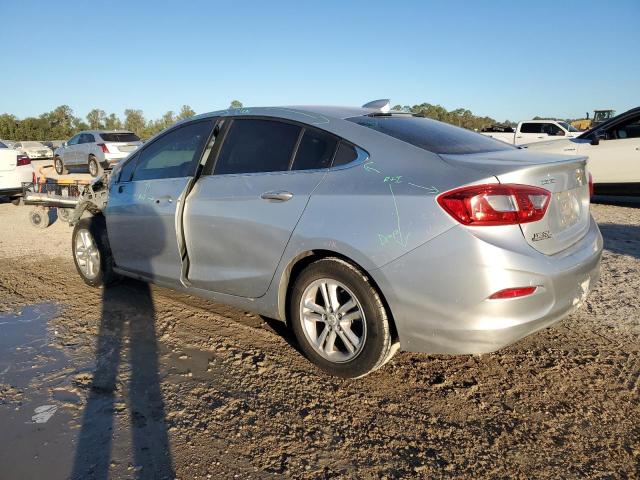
(105, 120, 214, 283)
(63, 134, 81, 165)
(184, 118, 340, 298)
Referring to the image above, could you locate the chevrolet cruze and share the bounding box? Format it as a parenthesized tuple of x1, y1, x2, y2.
(70, 102, 603, 377)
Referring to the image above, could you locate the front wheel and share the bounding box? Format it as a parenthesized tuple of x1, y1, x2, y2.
(72, 215, 121, 287)
(54, 156, 68, 175)
(290, 257, 398, 378)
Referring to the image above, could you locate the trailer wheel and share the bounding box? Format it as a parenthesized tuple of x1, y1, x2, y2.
(57, 208, 71, 222)
(29, 207, 51, 229)
(72, 215, 121, 287)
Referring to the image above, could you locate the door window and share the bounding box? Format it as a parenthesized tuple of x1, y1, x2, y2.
(117, 152, 140, 183)
(541, 123, 563, 136)
(132, 121, 213, 181)
(291, 128, 338, 170)
(609, 115, 640, 139)
(332, 141, 359, 167)
(80, 133, 95, 143)
(520, 123, 543, 134)
(214, 119, 301, 175)
(67, 135, 80, 146)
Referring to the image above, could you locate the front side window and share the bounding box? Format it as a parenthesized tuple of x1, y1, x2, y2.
(609, 115, 640, 140)
(291, 128, 338, 170)
(214, 119, 301, 175)
(542, 123, 563, 136)
(132, 121, 212, 181)
(67, 135, 80, 146)
(348, 115, 514, 155)
(118, 152, 140, 183)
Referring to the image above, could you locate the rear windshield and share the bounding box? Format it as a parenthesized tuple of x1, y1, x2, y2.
(347, 115, 515, 155)
(99, 132, 140, 142)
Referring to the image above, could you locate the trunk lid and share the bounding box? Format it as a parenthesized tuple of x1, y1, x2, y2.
(105, 141, 141, 153)
(440, 149, 591, 255)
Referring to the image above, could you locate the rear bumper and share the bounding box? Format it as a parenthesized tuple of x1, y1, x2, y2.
(371, 217, 603, 354)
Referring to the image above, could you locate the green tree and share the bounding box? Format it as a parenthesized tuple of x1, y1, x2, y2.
(229, 100, 243, 109)
(124, 109, 146, 136)
(86, 109, 106, 129)
(104, 113, 123, 130)
(176, 105, 196, 121)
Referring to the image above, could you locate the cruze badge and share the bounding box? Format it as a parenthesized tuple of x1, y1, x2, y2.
(532, 231, 552, 242)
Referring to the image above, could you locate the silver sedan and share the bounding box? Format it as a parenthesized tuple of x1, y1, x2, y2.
(70, 101, 603, 377)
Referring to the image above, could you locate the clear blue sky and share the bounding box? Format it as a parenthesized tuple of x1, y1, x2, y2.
(3, 0, 638, 122)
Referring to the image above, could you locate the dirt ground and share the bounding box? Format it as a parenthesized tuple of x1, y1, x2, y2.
(0, 200, 638, 479)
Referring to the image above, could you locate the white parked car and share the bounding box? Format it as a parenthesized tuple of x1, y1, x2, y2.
(54, 130, 142, 177)
(481, 120, 581, 145)
(525, 107, 640, 195)
(14, 141, 53, 159)
(0, 139, 16, 149)
(0, 141, 35, 204)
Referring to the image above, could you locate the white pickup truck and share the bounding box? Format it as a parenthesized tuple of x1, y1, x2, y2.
(481, 120, 582, 145)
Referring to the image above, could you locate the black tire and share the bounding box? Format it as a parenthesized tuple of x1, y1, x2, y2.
(72, 215, 121, 287)
(29, 208, 51, 228)
(88, 156, 102, 177)
(54, 156, 68, 175)
(289, 257, 398, 378)
(57, 207, 71, 222)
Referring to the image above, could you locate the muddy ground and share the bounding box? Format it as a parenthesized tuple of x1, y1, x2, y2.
(0, 201, 638, 479)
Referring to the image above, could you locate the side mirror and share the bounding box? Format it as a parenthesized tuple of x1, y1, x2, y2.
(590, 137, 599, 146)
(62, 142, 67, 147)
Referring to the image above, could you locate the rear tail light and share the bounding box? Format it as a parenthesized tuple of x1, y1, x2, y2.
(16, 154, 31, 166)
(437, 184, 551, 226)
(489, 286, 537, 300)
(588, 172, 594, 197)
(97, 143, 110, 153)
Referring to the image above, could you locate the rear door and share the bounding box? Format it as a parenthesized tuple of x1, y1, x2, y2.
(105, 119, 214, 283)
(184, 118, 338, 297)
(582, 113, 640, 184)
(516, 123, 549, 144)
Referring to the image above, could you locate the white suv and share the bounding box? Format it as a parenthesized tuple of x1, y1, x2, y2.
(54, 130, 142, 177)
(0, 141, 35, 204)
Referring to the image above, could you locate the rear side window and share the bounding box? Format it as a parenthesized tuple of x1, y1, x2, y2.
(100, 132, 140, 142)
(214, 119, 301, 175)
(333, 142, 359, 166)
(520, 123, 542, 134)
(347, 116, 514, 155)
(132, 121, 212, 181)
(80, 133, 95, 143)
(291, 129, 338, 170)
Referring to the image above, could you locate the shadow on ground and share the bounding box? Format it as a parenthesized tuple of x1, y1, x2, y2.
(598, 223, 640, 260)
(71, 280, 174, 479)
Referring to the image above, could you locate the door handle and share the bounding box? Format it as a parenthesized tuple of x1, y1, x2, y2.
(118, 185, 125, 193)
(260, 191, 293, 202)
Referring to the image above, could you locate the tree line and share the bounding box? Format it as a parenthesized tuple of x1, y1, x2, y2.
(0, 100, 243, 141)
(2, 99, 575, 142)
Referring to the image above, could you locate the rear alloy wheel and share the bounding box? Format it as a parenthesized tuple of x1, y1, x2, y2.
(72, 215, 121, 287)
(54, 156, 68, 175)
(290, 258, 398, 378)
(88, 156, 102, 177)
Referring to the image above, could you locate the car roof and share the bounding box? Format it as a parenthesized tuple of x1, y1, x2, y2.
(196, 105, 383, 122)
(78, 130, 136, 135)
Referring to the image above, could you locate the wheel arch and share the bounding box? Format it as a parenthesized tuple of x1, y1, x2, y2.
(277, 249, 398, 342)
